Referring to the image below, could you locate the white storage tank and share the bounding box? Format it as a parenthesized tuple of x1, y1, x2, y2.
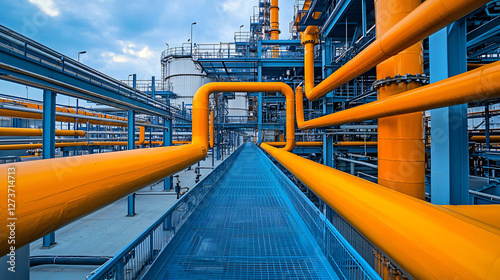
(227, 92, 248, 123)
(164, 57, 213, 112)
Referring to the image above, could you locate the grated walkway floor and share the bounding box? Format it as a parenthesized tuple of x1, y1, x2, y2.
(148, 144, 336, 279)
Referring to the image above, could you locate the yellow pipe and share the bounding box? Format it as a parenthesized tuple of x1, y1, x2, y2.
(261, 143, 500, 279)
(265, 141, 322, 147)
(295, 60, 500, 130)
(302, 0, 490, 101)
(265, 141, 378, 147)
(0, 82, 295, 255)
(441, 205, 500, 230)
(376, 0, 425, 199)
(0, 127, 86, 137)
(209, 107, 214, 148)
(0, 126, 145, 150)
(270, 0, 280, 58)
(193, 82, 295, 152)
(470, 136, 500, 143)
(301, 26, 319, 94)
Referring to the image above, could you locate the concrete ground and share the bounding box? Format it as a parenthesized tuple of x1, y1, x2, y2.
(28, 154, 221, 280)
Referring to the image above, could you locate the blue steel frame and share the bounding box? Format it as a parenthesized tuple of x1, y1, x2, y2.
(127, 75, 137, 216)
(42, 89, 56, 247)
(429, 22, 469, 205)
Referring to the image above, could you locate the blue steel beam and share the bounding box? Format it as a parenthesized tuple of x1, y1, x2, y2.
(430, 22, 469, 205)
(42, 89, 56, 247)
(127, 109, 136, 216)
(321, 0, 353, 37)
(0, 25, 169, 116)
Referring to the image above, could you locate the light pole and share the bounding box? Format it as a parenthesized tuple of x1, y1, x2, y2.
(190, 22, 196, 55)
(239, 24, 244, 33)
(78, 51, 86, 62)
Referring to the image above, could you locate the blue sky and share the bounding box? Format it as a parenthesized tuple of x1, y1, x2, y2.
(0, 0, 294, 104)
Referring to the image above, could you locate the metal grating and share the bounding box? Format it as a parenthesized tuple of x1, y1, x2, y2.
(148, 144, 337, 279)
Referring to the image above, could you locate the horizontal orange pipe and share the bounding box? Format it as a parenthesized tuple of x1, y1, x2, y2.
(0, 82, 295, 256)
(261, 143, 500, 279)
(265, 141, 322, 147)
(304, 0, 490, 101)
(0, 127, 86, 137)
(470, 136, 500, 143)
(441, 205, 500, 230)
(265, 141, 378, 147)
(295, 60, 500, 130)
(0, 127, 145, 150)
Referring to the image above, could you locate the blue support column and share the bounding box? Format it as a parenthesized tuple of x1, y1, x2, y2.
(163, 117, 173, 190)
(322, 37, 334, 167)
(257, 40, 263, 143)
(127, 75, 137, 215)
(42, 90, 56, 247)
(429, 21, 468, 205)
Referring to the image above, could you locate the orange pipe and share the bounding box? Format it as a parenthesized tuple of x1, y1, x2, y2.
(470, 136, 500, 143)
(302, 0, 490, 101)
(301, 26, 319, 94)
(193, 82, 295, 152)
(441, 205, 500, 230)
(209, 107, 214, 148)
(270, 0, 280, 58)
(294, 60, 500, 130)
(0, 127, 86, 137)
(376, 0, 425, 199)
(0, 126, 145, 150)
(0, 82, 295, 256)
(261, 143, 500, 279)
(265, 141, 378, 147)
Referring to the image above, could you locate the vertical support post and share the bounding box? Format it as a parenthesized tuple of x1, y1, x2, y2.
(42, 89, 56, 247)
(127, 74, 138, 215)
(322, 37, 334, 167)
(258, 40, 263, 143)
(361, 0, 367, 36)
(163, 116, 173, 190)
(485, 105, 490, 181)
(430, 21, 468, 205)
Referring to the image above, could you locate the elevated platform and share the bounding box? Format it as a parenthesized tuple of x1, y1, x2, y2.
(143, 144, 336, 279)
(90, 143, 379, 280)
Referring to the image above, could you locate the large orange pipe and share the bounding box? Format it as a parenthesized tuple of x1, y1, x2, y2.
(302, 0, 490, 101)
(0, 82, 294, 256)
(295, 60, 500, 130)
(270, 0, 280, 58)
(376, 0, 425, 199)
(0, 127, 85, 137)
(261, 143, 500, 279)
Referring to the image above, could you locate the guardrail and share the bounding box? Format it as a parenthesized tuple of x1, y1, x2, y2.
(88, 144, 245, 280)
(259, 147, 382, 280)
(0, 25, 170, 115)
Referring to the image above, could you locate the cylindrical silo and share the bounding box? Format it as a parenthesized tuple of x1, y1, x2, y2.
(227, 92, 248, 123)
(164, 57, 213, 112)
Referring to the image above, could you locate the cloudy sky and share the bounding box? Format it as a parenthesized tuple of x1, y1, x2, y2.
(0, 0, 294, 103)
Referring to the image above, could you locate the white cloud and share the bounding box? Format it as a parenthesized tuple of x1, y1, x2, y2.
(29, 0, 60, 17)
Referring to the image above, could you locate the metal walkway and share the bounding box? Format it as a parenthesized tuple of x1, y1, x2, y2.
(145, 144, 337, 279)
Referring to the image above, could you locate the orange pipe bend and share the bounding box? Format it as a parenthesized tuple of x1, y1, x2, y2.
(0, 127, 86, 137)
(0, 82, 294, 256)
(302, 0, 490, 101)
(261, 143, 500, 280)
(295, 60, 500, 130)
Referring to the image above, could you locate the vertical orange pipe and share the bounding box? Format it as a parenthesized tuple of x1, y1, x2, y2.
(209, 107, 214, 148)
(376, 0, 425, 199)
(270, 0, 280, 57)
(301, 26, 318, 93)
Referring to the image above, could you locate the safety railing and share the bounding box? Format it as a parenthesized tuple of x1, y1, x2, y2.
(0, 25, 168, 114)
(259, 148, 382, 280)
(88, 144, 245, 280)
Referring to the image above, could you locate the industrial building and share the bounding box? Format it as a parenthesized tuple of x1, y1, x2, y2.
(1, 0, 500, 279)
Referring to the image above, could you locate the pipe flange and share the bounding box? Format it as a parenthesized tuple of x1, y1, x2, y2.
(372, 74, 429, 90)
(301, 39, 317, 45)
